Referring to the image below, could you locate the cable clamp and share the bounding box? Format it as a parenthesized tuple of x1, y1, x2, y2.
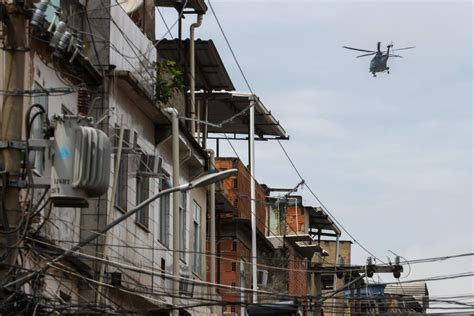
(0, 140, 26, 150)
(0, 171, 26, 188)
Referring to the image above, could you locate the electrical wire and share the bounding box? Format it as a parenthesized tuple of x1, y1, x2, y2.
(205, 0, 385, 264)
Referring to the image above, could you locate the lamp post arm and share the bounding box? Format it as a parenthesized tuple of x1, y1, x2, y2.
(3, 184, 186, 289)
(2, 168, 237, 290)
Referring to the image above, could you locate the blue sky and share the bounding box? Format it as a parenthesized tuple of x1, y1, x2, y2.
(157, 0, 472, 310)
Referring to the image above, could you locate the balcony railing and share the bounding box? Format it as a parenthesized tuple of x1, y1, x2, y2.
(109, 4, 156, 96)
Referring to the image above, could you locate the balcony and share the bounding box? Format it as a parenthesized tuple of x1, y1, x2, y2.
(109, 4, 156, 98)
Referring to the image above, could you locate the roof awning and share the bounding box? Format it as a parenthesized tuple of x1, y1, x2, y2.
(155, 0, 207, 14)
(308, 207, 341, 237)
(196, 91, 288, 140)
(157, 39, 234, 91)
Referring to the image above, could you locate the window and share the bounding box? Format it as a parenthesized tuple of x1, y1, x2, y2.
(192, 201, 202, 274)
(233, 178, 238, 189)
(158, 178, 170, 246)
(115, 154, 128, 211)
(231, 282, 236, 287)
(136, 153, 149, 228)
(31, 82, 48, 175)
(231, 262, 236, 272)
(179, 192, 187, 261)
(233, 199, 238, 209)
(232, 240, 237, 252)
(161, 258, 166, 280)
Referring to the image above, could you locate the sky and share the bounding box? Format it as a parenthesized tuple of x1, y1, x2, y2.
(156, 0, 473, 311)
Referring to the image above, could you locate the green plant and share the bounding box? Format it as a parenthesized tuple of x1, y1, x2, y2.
(154, 59, 184, 105)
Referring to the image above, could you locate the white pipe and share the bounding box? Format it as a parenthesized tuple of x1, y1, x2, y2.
(333, 235, 340, 316)
(249, 98, 257, 303)
(203, 98, 208, 149)
(196, 99, 201, 145)
(206, 149, 216, 314)
(165, 108, 181, 316)
(96, 115, 125, 306)
(190, 14, 203, 137)
(293, 197, 299, 233)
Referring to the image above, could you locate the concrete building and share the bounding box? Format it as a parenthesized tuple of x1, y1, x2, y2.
(0, 1, 357, 315)
(0, 0, 219, 314)
(214, 157, 273, 315)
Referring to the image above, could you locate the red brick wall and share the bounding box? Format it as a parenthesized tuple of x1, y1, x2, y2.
(288, 249, 308, 297)
(286, 205, 306, 234)
(215, 158, 267, 235)
(218, 237, 251, 315)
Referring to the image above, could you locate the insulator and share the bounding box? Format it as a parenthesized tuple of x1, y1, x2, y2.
(49, 21, 66, 49)
(31, 0, 49, 28)
(77, 87, 90, 115)
(53, 31, 72, 58)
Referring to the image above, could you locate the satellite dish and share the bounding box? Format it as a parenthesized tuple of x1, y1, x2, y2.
(117, 0, 144, 14)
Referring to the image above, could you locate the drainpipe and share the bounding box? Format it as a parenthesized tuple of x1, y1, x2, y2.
(333, 235, 341, 316)
(165, 108, 180, 316)
(249, 97, 257, 303)
(206, 149, 217, 314)
(190, 14, 203, 137)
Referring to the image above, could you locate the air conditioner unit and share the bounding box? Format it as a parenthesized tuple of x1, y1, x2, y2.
(179, 273, 194, 296)
(50, 115, 111, 207)
(114, 128, 138, 152)
(136, 154, 163, 178)
(257, 269, 268, 287)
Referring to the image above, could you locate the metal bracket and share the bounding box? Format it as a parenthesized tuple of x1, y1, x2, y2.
(0, 172, 26, 188)
(0, 140, 26, 150)
(1, 47, 30, 52)
(28, 139, 52, 150)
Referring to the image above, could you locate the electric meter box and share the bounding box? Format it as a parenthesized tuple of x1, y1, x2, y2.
(50, 115, 111, 207)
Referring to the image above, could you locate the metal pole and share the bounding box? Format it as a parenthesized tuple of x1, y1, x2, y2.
(207, 149, 216, 314)
(203, 97, 208, 149)
(189, 14, 203, 136)
(333, 235, 340, 316)
(249, 98, 257, 303)
(0, 2, 27, 279)
(170, 109, 180, 316)
(96, 115, 125, 305)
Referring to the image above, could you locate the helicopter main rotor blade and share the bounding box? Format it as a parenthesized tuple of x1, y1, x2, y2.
(356, 52, 376, 58)
(389, 54, 403, 58)
(391, 46, 415, 51)
(342, 46, 376, 53)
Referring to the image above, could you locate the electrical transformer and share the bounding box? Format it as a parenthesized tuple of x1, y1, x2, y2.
(50, 115, 111, 207)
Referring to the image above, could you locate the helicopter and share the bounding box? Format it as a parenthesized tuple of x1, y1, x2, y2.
(343, 42, 415, 77)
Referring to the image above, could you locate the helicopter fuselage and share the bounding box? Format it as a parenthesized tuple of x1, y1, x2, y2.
(369, 53, 390, 76)
(343, 42, 414, 77)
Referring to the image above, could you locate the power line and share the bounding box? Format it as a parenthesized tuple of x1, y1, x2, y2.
(276, 139, 385, 264)
(206, 0, 384, 264)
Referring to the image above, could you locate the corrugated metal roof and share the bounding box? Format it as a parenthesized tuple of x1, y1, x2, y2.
(155, 0, 207, 14)
(157, 39, 235, 91)
(385, 282, 429, 308)
(385, 282, 428, 297)
(196, 91, 288, 139)
(308, 206, 341, 236)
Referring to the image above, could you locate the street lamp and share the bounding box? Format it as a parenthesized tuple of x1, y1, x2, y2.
(3, 169, 238, 289)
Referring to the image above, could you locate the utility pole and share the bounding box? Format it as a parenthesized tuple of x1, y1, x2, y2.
(206, 149, 217, 315)
(165, 108, 181, 316)
(249, 97, 257, 303)
(0, 1, 27, 279)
